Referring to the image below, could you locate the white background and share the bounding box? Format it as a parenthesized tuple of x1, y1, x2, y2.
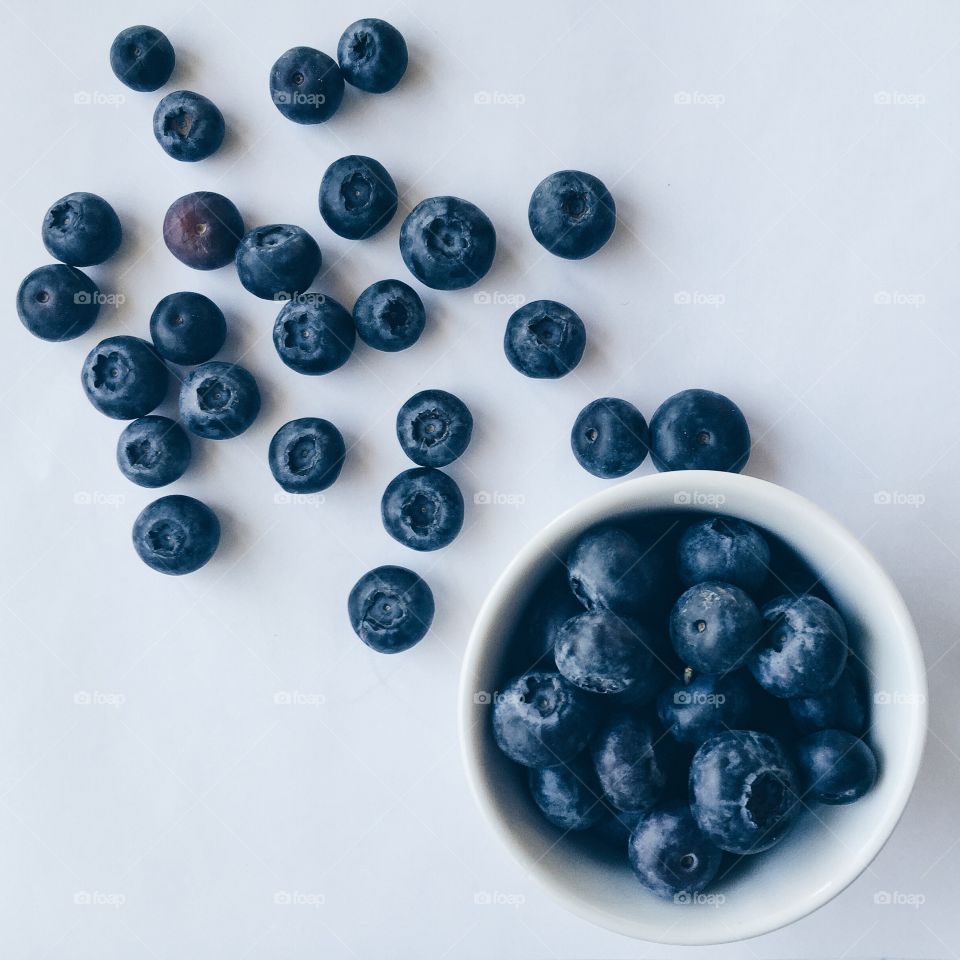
(0, 0, 958, 956)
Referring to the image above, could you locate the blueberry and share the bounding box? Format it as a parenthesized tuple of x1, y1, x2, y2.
(16, 264, 99, 341)
(628, 807, 723, 900)
(528, 170, 616, 260)
(81, 336, 168, 420)
(42, 192, 122, 266)
(670, 582, 761, 675)
(529, 756, 605, 830)
(348, 565, 434, 654)
(689, 730, 800, 854)
(273, 295, 355, 375)
(504, 299, 586, 379)
(591, 713, 667, 812)
(109, 25, 175, 92)
(650, 389, 750, 473)
(789, 666, 869, 736)
(163, 192, 244, 270)
(179, 361, 261, 439)
(353, 279, 425, 352)
(149, 292, 226, 364)
(491, 671, 598, 767)
(396, 389, 473, 467)
(512, 571, 583, 671)
(235, 224, 321, 300)
(319, 155, 398, 241)
(381, 467, 464, 551)
(750, 595, 848, 699)
(270, 46, 344, 123)
(153, 90, 224, 162)
(132, 494, 220, 575)
(566, 526, 667, 618)
(678, 516, 770, 593)
(337, 18, 408, 93)
(571, 398, 649, 479)
(400, 196, 496, 290)
(117, 416, 191, 488)
(554, 610, 661, 698)
(268, 417, 345, 493)
(796, 729, 878, 804)
(657, 671, 755, 746)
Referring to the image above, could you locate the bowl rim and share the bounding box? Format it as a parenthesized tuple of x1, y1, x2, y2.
(457, 471, 927, 945)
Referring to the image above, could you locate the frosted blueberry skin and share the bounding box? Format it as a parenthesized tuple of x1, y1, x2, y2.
(235, 224, 321, 301)
(109, 25, 175, 92)
(337, 18, 408, 93)
(678, 516, 771, 593)
(132, 495, 220, 575)
(42, 192, 122, 266)
(270, 46, 344, 123)
(657, 671, 757, 746)
(529, 755, 606, 830)
(81, 336, 168, 420)
(528, 170, 616, 260)
(178, 361, 261, 440)
(163, 192, 244, 270)
(510, 570, 583, 672)
(796, 729, 878, 804)
(491, 671, 599, 767)
(273, 295, 356, 375)
(504, 299, 586, 379)
(400, 196, 496, 290)
(571, 398, 649, 479)
(689, 730, 800, 855)
(380, 467, 464, 551)
(396, 389, 473, 467)
(150, 292, 226, 365)
(628, 807, 723, 900)
(353, 279, 425, 352)
(117, 416, 191, 488)
(17, 264, 100, 341)
(591, 713, 668, 812)
(320, 155, 398, 240)
(750, 595, 849, 699)
(670, 581, 762, 675)
(153, 90, 225, 162)
(268, 418, 345, 494)
(348, 565, 434, 654)
(788, 665, 869, 736)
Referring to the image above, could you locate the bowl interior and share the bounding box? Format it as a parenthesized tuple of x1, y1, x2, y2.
(459, 472, 926, 945)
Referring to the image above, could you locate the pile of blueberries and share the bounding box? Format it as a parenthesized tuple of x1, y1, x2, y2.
(490, 516, 879, 900)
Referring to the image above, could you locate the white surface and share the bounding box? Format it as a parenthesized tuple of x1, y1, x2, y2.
(0, 0, 957, 957)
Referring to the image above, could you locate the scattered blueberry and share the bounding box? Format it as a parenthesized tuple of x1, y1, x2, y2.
(163, 191, 244, 270)
(153, 90, 224, 162)
(658, 671, 756, 746)
(337, 18, 408, 93)
(396, 389, 473, 467)
(319, 155, 398, 240)
(528, 170, 616, 260)
(491, 671, 599, 767)
(670, 581, 761, 675)
(348, 565, 434, 653)
(352, 279, 425, 352)
(16, 264, 100, 341)
(529, 756, 605, 830)
(273, 294, 355, 375)
(268, 417, 345, 493)
(132, 494, 220, 575)
(381, 467, 464, 551)
(81, 336, 168, 420)
(149, 291, 226, 364)
(689, 730, 800, 854)
(678, 516, 770, 593)
(571, 398, 649, 479)
(504, 299, 586, 379)
(628, 807, 723, 900)
(796, 729, 878, 804)
(235, 224, 321, 300)
(109, 25, 175, 92)
(788, 665, 869, 736)
(179, 361, 261, 439)
(42, 192, 122, 266)
(400, 196, 496, 290)
(750, 595, 848, 699)
(591, 713, 667, 812)
(649, 389, 750, 473)
(116, 416, 191, 488)
(270, 46, 344, 123)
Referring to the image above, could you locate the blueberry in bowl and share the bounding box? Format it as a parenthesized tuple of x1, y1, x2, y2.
(235, 224, 321, 300)
(796, 729, 878, 804)
(571, 398, 649, 479)
(320, 155, 398, 240)
(179, 361, 261, 439)
(400, 196, 496, 290)
(337, 18, 408, 93)
(270, 46, 344, 123)
(529, 756, 606, 830)
(591, 712, 668, 812)
(528, 170, 616, 260)
(353, 279, 425, 352)
(17, 264, 100, 341)
(153, 90, 225, 162)
(268, 417, 345, 493)
(149, 291, 226, 365)
(117, 415, 191, 487)
(41, 192, 122, 266)
(109, 25, 175, 92)
(273, 294, 355, 375)
(348, 565, 434, 654)
(381, 467, 464, 551)
(396, 389, 473, 467)
(677, 515, 770, 593)
(650, 389, 750, 473)
(163, 192, 244, 270)
(81, 336, 168, 420)
(504, 299, 586, 379)
(132, 494, 220, 575)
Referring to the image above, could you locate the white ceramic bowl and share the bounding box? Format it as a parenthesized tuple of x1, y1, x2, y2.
(458, 471, 926, 945)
